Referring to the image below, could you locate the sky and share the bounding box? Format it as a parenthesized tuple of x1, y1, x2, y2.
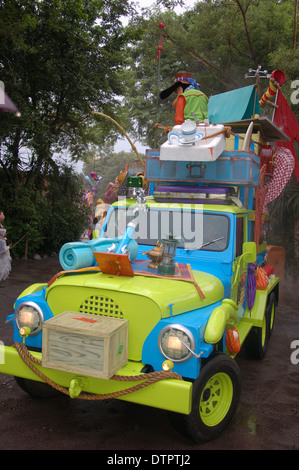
(136, 0, 197, 14)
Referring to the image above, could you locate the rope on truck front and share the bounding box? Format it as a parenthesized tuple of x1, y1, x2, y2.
(13, 342, 182, 400)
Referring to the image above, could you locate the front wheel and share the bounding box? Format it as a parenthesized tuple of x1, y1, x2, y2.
(14, 376, 61, 398)
(169, 355, 241, 442)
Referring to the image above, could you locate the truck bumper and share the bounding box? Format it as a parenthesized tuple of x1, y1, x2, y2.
(0, 345, 192, 415)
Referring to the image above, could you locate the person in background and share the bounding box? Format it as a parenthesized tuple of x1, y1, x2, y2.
(0, 209, 11, 286)
(0, 209, 4, 230)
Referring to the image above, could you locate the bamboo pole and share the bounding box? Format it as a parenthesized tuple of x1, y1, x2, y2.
(91, 111, 145, 169)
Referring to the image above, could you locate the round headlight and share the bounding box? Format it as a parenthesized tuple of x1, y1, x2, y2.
(15, 302, 44, 336)
(158, 325, 195, 363)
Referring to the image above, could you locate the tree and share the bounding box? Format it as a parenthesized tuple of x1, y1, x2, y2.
(0, 0, 137, 256)
(123, 0, 299, 147)
(0, 0, 137, 176)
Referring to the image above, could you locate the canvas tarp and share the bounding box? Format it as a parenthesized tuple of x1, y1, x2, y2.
(208, 85, 260, 124)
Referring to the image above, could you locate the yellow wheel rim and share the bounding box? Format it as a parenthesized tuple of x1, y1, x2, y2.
(199, 372, 233, 427)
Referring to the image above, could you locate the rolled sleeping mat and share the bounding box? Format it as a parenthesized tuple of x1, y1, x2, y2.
(59, 242, 96, 270)
(59, 238, 120, 271)
(59, 237, 139, 271)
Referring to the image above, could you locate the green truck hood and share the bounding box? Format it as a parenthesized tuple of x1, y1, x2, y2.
(45, 270, 223, 360)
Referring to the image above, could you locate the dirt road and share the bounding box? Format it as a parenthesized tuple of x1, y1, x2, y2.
(0, 256, 298, 451)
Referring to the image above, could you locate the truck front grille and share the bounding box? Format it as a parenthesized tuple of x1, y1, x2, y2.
(79, 295, 123, 319)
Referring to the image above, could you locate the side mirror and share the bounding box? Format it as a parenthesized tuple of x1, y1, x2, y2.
(242, 241, 256, 264)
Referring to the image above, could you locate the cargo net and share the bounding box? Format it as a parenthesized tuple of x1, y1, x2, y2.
(79, 295, 123, 319)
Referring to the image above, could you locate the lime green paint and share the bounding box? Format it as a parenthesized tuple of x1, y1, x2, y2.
(69, 377, 88, 398)
(242, 242, 257, 264)
(231, 240, 256, 305)
(224, 278, 280, 357)
(258, 241, 267, 254)
(47, 270, 223, 316)
(115, 197, 249, 216)
(204, 299, 238, 344)
(46, 269, 223, 360)
(47, 283, 161, 361)
(242, 278, 279, 328)
(0, 346, 192, 415)
(200, 372, 234, 427)
(16, 283, 46, 300)
(260, 314, 267, 347)
(269, 301, 275, 331)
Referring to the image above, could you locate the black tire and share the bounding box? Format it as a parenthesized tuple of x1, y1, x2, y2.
(245, 292, 276, 359)
(168, 355, 241, 442)
(14, 376, 61, 399)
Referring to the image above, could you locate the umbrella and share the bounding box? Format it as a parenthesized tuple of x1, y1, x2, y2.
(0, 92, 21, 116)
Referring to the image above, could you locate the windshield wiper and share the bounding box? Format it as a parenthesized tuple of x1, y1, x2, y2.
(186, 236, 225, 251)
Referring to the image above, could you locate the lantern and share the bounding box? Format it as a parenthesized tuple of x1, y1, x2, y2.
(158, 233, 178, 275)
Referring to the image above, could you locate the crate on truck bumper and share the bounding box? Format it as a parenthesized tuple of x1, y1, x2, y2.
(42, 311, 129, 379)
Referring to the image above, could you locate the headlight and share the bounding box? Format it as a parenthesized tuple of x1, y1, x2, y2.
(15, 302, 44, 336)
(158, 325, 195, 363)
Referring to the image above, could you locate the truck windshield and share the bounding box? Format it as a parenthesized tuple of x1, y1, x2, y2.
(103, 207, 230, 252)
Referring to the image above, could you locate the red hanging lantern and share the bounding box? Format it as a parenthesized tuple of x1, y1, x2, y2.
(156, 23, 165, 61)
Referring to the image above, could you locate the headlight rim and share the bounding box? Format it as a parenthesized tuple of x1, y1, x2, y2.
(158, 324, 195, 363)
(15, 301, 44, 336)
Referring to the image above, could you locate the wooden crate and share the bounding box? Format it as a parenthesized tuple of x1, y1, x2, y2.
(42, 311, 129, 379)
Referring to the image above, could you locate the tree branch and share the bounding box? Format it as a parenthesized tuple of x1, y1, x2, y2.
(234, 0, 257, 66)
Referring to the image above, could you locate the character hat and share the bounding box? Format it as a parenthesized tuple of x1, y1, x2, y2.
(160, 72, 199, 100)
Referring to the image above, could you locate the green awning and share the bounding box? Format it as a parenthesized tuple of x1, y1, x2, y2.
(208, 85, 261, 124)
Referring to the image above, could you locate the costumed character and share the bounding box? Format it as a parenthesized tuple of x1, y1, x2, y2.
(160, 71, 209, 125)
(82, 171, 103, 239)
(0, 228, 11, 283)
(82, 171, 102, 207)
(92, 198, 109, 239)
(103, 166, 128, 205)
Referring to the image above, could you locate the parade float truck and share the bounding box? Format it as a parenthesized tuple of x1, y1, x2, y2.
(0, 77, 294, 442)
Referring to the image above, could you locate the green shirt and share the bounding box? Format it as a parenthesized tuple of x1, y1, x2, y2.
(181, 88, 209, 123)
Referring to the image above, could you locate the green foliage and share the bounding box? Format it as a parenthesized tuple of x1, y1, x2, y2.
(39, 165, 90, 253)
(0, 0, 136, 257)
(123, 0, 299, 146)
(1, 184, 47, 258)
(0, 0, 136, 170)
(0, 166, 89, 258)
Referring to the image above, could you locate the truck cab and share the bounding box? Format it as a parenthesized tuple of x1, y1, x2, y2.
(0, 83, 288, 442)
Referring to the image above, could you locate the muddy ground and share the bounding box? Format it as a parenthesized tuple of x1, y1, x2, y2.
(0, 256, 298, 451)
